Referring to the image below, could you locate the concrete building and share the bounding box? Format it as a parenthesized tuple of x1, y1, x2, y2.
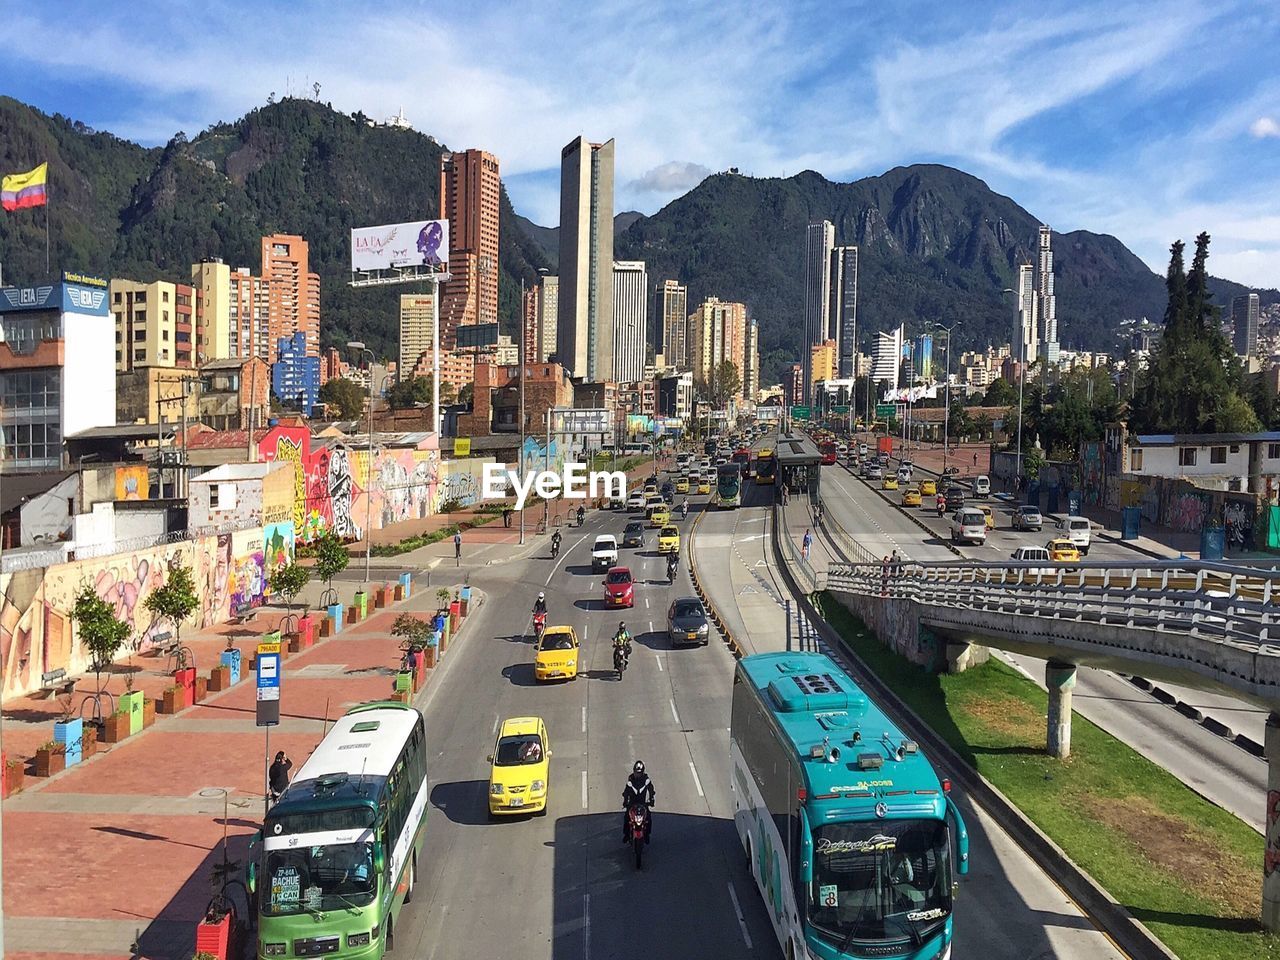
(261, 234, 320, 362)
(1127, 431, 1280, 493)
(787, 364, 804, 405)
(0, 278, 116, 472)
(659, 279, 688, 367)
(1233, 293, 1261, 358)
(439, 149, 501, 350)
(810, 338, 837, 389)
(557, 136, 615, 381)
(689, 297, 747, 395)
(226, 267, 272, 362)
(1016, 261, 1038, 366)
(829, 245, 858, 378)
(198, 357, 270, 431)
(116, 366, 201, 426)
(110, 278, 195, 372)
(872, 325, 905, 390)
(192, 259, 231, 361)
(537, 276, 559, 363)
(1037, 225, 1059, 364)
(802, 221, 834, 402)
(187, 459, 293, 531)
(457, 361, 575, 438)
(657, 371, 694, 421)
(612, 260, 647, 383)
(272, 331, 322, 416)
(744, 318, 760, 403)
(399, 293, 436, 378)
(0, 470, 78, 547)
(915, 333, 934, 381)
(522, 285, 539, 365)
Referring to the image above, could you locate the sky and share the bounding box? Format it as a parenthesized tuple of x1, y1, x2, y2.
(2, 0, 1278, 288)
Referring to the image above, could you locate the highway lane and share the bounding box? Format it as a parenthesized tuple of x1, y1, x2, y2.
(694, 466, 1125, 959)
(398, 490, 778, 960)
(819, 455, 1268, 833)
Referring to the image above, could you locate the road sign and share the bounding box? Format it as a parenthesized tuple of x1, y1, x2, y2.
(831, 405, 851, 414)
(256, 638, 282, 726)
(551, 407, 610, 436)
(876, 404, 896, 418)
(790, 405, 811, 420)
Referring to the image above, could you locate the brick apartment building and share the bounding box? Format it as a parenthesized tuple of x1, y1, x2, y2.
(456, 362, 575, 438)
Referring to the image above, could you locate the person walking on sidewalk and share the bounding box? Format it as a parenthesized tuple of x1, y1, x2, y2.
(454, 530, 462, 564)
(269, 751, 293, 803)
(503, 506, 512, 528)
(801, 528, 813, 561)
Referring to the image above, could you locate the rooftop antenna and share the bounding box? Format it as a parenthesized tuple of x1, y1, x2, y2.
(314, 81, 322, 101)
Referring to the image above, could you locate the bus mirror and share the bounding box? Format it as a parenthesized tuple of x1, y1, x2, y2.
(373, 845, 386, 875)
(246, 861, 256, 894)
(800, 816, 814, 887)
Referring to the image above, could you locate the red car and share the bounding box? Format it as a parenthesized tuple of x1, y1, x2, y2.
(603, 566, 635, 608)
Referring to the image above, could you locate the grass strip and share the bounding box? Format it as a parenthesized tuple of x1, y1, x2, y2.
(368, 513, 499, 557)
(814, 591, 1277, 960)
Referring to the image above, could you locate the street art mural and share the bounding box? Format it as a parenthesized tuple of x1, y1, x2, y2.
(1080, 442, 1103, 507)
(1222, 498, 1255, 553)
(114, 464, 150, 501)
(1165, 490, 1210, 533)
(264, 521, 296, 574)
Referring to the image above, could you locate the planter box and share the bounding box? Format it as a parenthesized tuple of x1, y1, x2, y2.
(219, 648, 242, 685)
(158, 688, 185, 715)
(394, 584, 405, 601)
(460, 586, 471, 617)
(373, 586, 387, 609)
(287, 633, 303, 654)
(327, 602, 344, 634)
(34, 747, 66, 778)
(54, 718, 83, 768)
(119, 690, 144, 736)
(319, 617, 333, 638)
(174, 666, 197, 702)
(194, 676, 208, 703)
(392, 689, 412, 705)
(354, 591, 368, 619)
(209, 665, 232, 692)
(81, 734, 98, 760)
(297, 616, 316, 647)
(4, 760, 25, 797)
(414, 654, 427, 690)
(347, 605, 359, 626)
(399, 572, 412, 598)
(104, 712, 130, 743)
(393, 671, 413, 694)
(142, 698, 156, 728)
(423, 642, 438, 669)
(195, 909, 233, 959)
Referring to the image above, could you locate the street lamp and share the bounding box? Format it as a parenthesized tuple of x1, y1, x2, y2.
(347, 340, 375, 586)
(935, 320, 961, 476)
(1001, 288, 1023, 489)
(519, 268, 550, 546)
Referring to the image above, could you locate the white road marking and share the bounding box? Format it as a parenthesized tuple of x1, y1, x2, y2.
(670, 698, 681, 725)
(645, 597, 650, 608)
(581, 705, 587, 734)
(726, 882, 754, 949)
(656, 654, 664, 672)
(688, 760, 705, 797)
(491, 714, 499, 736)
(584, 893, 591, 959)
(581, 770, 589, 809)
(648, 620, 654, 633)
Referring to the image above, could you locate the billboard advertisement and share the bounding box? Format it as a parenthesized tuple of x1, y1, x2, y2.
(456, 322, 500, 349)
(351, 220, 450, 272)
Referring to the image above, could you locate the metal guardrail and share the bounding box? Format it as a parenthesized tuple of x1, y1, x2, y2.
(1, 519, 258, 573)
(815, 493, 882, 566)
(776, 497, 823, 593)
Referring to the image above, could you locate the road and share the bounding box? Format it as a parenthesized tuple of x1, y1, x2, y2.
(818, 453, 1268, 832)
(692, 457, 1125, 959)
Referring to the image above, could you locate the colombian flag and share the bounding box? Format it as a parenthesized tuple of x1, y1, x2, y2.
(1, 163, 48, 212)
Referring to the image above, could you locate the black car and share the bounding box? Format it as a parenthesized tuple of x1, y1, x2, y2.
(660, 481, 675, 504)
(622, 520, 645, 548)
(667, 597, 710, 646)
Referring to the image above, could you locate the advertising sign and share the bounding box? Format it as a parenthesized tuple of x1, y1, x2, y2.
(256, 639, 282, 727)
(454, 438, 472, 457)
(456, 322, 500, 349)
(351, 220, 450, 272)
(756, 406, 781, 422)
(551, 407, 610, 436)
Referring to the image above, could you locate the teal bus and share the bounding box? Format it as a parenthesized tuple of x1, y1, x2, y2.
(716, 463, 742, 508)
(250, 701, 428, 959)
(730, 652, 969, 960)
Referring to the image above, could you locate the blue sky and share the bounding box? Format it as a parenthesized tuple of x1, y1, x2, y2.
(3, 0, 1278, 287)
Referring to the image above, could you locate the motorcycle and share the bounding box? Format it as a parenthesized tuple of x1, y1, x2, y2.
(667, 556, 679, 583)
(627, 801, 652, 868)
(613, 642, 629, 680)
(550, 538, 561, 559)
(533, 611, 547, 641)
(577, 507, 586, 527)
(936, 500, 947, 518)
(679, 502, 689, 520)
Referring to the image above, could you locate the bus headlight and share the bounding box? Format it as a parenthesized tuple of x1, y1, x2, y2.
(531, 780, 546, 793)
(347, 932, 371, 948)
(261, 942, 287, 957)
(490, 783, 504, 795)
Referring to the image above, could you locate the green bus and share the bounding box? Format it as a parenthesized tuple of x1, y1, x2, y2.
(250, 701, 428, 958)
(716, 463, 742, 508)
(731, 652, 969, 960)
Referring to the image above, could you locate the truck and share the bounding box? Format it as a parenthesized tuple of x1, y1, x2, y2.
(591, 535, 619, 571)
(877, 436, 894, 457)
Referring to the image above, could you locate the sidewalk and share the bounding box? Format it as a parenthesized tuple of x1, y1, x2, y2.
(1, 577, 483, 960)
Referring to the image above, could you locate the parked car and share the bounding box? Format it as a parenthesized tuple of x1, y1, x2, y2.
(950, 508, 987, 545)
(1012, 505, 1043, 531)
(667, 597, 710, 646)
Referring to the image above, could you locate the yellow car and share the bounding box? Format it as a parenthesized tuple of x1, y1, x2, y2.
(534, 626, 579, 682)
(658, 525, 681, 554)
(675, 476, 690, 494)
(647, 504, 670, 528)
(1047, 538, 1081, 563)
(882, 476, 899, 490)
(902, 487, 922, 508)
(920, 479, 937, 496)
(979, 505, 995, 529)
(488, 716, 551, 816)
(697, 477, 712, 495)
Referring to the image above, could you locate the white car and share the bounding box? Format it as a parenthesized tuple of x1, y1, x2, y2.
(951, 509, 987, 546)
(626, 492, 646, 512)
(591, 535, 619, 571)
(974, 475, 991, 499)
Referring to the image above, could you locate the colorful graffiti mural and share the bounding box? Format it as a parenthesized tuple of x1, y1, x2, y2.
(114, 464, 150, 501)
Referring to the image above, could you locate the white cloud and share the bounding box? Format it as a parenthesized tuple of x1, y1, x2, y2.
(1251, 116, 1280, 139)
(628, 161, 712, 194)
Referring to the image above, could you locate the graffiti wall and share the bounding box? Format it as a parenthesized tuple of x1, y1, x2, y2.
(1116, 473, 1264, 553)
(434, 457, 497, 511)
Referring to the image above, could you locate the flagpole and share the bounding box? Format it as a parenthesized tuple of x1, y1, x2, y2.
(45, 175, 50, 275)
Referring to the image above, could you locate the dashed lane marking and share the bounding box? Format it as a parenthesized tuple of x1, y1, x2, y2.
(688, 760, 705, 798)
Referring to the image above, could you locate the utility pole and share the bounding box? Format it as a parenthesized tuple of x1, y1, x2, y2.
(519, 277, 526, 545)
(347, 341, 375, 584)
(936, 320, 961, 477)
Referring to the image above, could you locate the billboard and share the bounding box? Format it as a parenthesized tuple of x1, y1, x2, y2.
(351, 220, 450, 272)
(456, 322, 500, 349)
(551, 408, 610, 436)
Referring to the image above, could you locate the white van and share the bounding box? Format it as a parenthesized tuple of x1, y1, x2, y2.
(1058, 516, 1092, 555)
(951, 508, 988, 545)
(1009, 546, 1053, 576)
(974, 475, 991, 499)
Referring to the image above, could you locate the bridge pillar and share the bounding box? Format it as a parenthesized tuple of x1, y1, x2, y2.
(1045, 661, 1077, 759)
(1264, 713, 1280, 931)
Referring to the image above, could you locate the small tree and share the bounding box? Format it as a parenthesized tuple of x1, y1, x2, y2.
(391, 613, 433, 652)
(144, 563, 199, 650)
(313, 532, 350, 603)
(269, 562, 311, 624)
(73, 583, 130, 702)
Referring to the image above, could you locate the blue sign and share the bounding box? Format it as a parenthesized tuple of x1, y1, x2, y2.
(0, 281, 109, 316)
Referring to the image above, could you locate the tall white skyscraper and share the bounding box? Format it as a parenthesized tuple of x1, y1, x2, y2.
(537, 276, 559, 362)
(829, 245, 858, 378)
(1017, 262, 1038, 366)
(802, 221, 835, 402)
(557, 136, 615, 380)
(744, 317, 760, 403)
(872, 325, 905, 390)
(612, 261, 648, 383)
(1037, 225, 1058, 364)
(1232, 292, 1260, 358)
(659, 280, 689, 369)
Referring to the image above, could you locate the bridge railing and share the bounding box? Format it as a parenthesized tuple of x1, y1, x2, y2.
(826, 557, 1280, 653)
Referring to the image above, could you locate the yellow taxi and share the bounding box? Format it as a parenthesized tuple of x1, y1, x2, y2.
(1047, 538, 1081, 563)
(901, 487, 922, 508)
(920, 479, 937, 496)
(658, 525, 681, 554)
(646, 503, 670, 528)
(534, 626, 580, 682)
(979, 505, 995, 529)
(697, 476, 712, 495)
(675, 476, 690, 494)
(488, 717, 551, 817)
(882, 476, 899, 490)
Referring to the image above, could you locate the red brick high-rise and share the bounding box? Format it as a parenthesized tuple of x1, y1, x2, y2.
(261, 234, 320, 362)
(438, 149, 500, 350)
(522, 286, 539, 364)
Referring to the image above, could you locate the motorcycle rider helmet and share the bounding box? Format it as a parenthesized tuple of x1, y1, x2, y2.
(538, 592, 545, 600)
(618, 621, 626, 632)
(633, 761, 645, 775)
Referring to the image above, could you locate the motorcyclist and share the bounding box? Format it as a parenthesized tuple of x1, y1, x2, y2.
(667, 549, 680, 581)
(550, 530, 562, 556)
(533, 592, 548, 616)
(622, 760, 656, 843)
(613, 622, 632, 657)
(577, 505, 586, 527)
(936, 493, 947, 517)
(680, 499, 689, 519)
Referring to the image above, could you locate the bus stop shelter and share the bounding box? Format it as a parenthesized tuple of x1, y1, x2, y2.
(775, 433, 823, 502)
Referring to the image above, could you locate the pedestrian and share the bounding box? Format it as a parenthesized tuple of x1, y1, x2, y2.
(973, 452, 978, 467)
(890, 548, 903, 577)
(502, 506, 512, 528)
(801, 528, 813, 561)
(880, 555, 890, 597)
(782, 482, 789, 505)
(405, 643, 420, 675)
(269, 751, 293, 803)
(454, 530, 462, 563)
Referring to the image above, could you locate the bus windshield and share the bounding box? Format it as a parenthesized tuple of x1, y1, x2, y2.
(263, 841, 376, 916)
(807, 819, 952, 947)
(757, 457, 776, 478)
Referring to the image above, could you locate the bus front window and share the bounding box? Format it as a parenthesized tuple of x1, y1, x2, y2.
(263, 842, 376, 915)
(808, 820, 951, 947)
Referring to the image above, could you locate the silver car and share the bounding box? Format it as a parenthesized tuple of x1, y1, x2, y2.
(667, 597, 710, 646)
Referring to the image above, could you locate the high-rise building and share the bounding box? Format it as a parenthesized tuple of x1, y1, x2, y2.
(802, 221, 835, 402)
(1036, 225, 1058, 363)
(829, 245, 858, 378)
(399, 294, 436, 378)
(611, 261, 647, 383)
(110, 278, 195, 372)
(915, 333, 934, 380)
(261, 234, 320, 362)
(872, 325, 905, 389)
(743, 318, 760, 403)
(659, 280, 688, 369)
(272, 332, 321, 416)
(1016, 262, 1038, 366)
(522, 285, 539, 364)
(438, 149, 501, 350)
(787, 364, 804, 405)
(810, 339, 837, 388)
(1232, 293, 1261, 358)
(557, 136, 615, 381)
(192, 259, 231, 362)
(689, 297, 747, 396)
(537, 276, 559, 362)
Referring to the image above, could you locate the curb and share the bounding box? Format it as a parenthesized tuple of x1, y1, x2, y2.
(768, 504, 1180, 960)
(687, 501, 744, 658)
(1123, 674, 1265, 757)
(839, 463, 965, 558)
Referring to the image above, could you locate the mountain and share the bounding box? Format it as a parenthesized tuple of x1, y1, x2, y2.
(0, 96, 551, 360)
(612, 165, 1277, 384)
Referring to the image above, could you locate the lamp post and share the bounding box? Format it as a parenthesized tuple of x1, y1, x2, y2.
(936, 320, 961, 477)
(1002, 288, 1023, 489)
(347, 340, 375, 585)
(519, 268, 549, 546)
